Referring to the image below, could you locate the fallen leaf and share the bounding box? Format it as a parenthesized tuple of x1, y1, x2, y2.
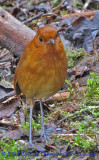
(0, 129, 28, 139)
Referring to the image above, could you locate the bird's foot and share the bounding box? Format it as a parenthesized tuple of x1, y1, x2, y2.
(26, 142, 35, 148)
(36, 132, 51, 142)
(36, 125, 55, 142)
(40, 131, 51, 142)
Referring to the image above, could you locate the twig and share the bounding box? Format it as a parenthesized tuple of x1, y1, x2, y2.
(23, 12, 43, 24)
(52, 0, 65, 11)
(51, 133, 97, 137)
(62, 10, 96, 18)
(83, 0, 92, 10)
(0, 120, 19, 127)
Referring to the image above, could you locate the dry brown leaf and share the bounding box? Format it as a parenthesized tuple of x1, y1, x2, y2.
(0, 129, 28, 139)
(51, 92, 70, 102)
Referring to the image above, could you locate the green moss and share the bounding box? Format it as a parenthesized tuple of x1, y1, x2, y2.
(0, 138, 21, 160)
(65, 47, 85, 68)
(74, 134, 96, 152)
(60, 10, 69, 16)
(85, 72, 99, 101)
(21, 119, 40, 132)
(75, 2, 83, 8)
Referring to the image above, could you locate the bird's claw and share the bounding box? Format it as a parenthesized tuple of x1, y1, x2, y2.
(39, 132, 51, 142)
(26, 142, 35, 148)
(37, 125, 55, 142)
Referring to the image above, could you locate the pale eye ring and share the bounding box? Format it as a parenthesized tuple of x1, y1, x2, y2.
(39, 37, 43, 42)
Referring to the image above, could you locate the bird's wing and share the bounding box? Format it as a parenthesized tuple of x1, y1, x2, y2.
(14, 47, 29, 95)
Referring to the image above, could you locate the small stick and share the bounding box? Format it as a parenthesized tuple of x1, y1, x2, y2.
(52, 0, 65, 11)
(23, 12, 43, 24)
(83, 0, 92, 10)
(0, 120, 19, 127)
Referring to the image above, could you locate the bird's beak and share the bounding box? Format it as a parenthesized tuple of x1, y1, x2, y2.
(48, 38, 55, 44)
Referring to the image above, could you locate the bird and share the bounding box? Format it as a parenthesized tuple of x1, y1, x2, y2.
(14, 26, 67, 146)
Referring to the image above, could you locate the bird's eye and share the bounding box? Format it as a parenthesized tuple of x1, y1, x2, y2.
(39, 37, 43, 42)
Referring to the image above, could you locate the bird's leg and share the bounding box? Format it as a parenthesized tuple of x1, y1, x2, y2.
(39, 100, 55, 142)
(40, 100, 46, 140)
(28, 99, 34, 146)
(29, 106, 33, 144)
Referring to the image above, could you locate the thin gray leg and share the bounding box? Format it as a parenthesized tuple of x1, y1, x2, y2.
(40, 100, 46, 139)
(29, 103, 33, 145)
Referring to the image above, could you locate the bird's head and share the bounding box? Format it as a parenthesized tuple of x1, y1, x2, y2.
(33, 26, 61, 48)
